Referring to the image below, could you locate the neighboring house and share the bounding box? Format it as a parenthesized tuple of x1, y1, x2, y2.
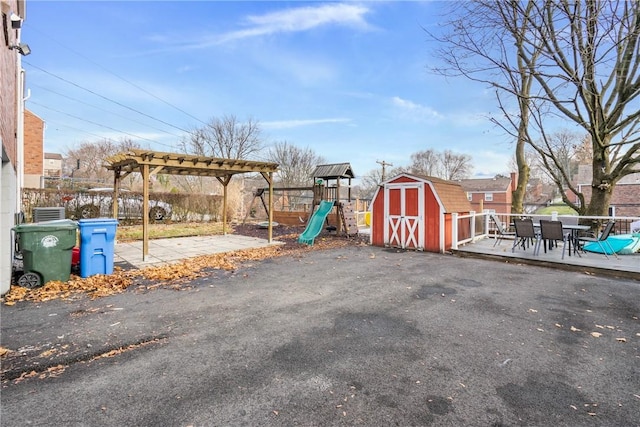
(1, 0, 28, 295)
(23, 108, 44, 188)
(523, 178, 555, 214)
(44, 152, 62, 179)
(570, 164, 640, 217)
(458, 173, 516, 214)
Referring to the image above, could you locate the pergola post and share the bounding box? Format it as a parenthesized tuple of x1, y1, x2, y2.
(142, 163, 149, 260)
(112, 168, 120, 219)
(217, 175, 232, 235)
(268, 172, 274, 243)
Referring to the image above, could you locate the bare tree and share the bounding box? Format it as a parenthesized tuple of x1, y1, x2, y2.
(441, 150, 473, 180)
(408, 149, 442, 176)
(503, 1, 639, 216)
(267, 141, 325, 187)
(179, 114, 264, 160)
(407, 149, 473, 180)
(63, 138, 142, 188)
(573, 134, 593, 166)
(428, 0, 541, 213)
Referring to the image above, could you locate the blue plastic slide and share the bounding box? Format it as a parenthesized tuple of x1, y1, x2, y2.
(298, 200, 335, 245)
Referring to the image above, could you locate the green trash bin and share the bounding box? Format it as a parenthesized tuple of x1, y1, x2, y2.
(13, 219, 78, 288)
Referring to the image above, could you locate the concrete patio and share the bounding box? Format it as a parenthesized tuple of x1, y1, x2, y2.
(114, 234, 283, 269)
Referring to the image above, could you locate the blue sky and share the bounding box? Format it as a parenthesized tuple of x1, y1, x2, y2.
(22, 1, 515, 181)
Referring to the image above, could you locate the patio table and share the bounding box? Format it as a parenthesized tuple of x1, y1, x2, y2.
(533, 223, 590, 256)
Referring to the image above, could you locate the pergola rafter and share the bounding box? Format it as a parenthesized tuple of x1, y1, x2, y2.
(104, 149, 279, 261)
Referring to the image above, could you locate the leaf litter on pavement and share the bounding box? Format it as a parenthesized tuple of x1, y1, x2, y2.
(2, 233, 362, 305)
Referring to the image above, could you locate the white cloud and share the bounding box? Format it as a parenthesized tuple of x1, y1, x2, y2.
(391, 96, 443, 121)
(160, 3, 373, 51)
(225, 4, 372, 42)
(176, 65, 194, 74)
(262, 118, 351, 130)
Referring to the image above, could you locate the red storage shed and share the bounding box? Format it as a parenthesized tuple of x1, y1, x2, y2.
(370, 173, 472, 252)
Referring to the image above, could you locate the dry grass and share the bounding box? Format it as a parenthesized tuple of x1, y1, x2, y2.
(116, 222, 227, 242)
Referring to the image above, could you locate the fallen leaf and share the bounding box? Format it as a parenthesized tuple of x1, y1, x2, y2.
(616, 338, 627, 343)
(590, 332, 602, 338)
(39, 349, 57, 357)
(570, 326, 581, 332)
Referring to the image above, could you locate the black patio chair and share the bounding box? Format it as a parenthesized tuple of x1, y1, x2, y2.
(536, 220, 571, 259)
(512, 218, 540, 253)
(490, 213, 516, 247)
(577, 220, 618, 260)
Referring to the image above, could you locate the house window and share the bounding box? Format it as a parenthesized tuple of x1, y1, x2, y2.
(485, 193, 493, 202)
(467, 192, 472, 201)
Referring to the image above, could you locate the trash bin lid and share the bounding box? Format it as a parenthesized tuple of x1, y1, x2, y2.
(13, 219, 78, 232)
(78, 218, 119, 225)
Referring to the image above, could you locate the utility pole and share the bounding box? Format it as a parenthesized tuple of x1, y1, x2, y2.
(70, 159, 80, 189)
(376, 160, 393, 181)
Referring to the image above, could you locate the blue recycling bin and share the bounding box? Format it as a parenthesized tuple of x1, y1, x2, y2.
(78, 218, 118, 278)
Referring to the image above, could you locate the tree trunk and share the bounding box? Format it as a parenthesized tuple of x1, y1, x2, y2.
(512, 131, 530, 214)
(585, 135, 613, 217)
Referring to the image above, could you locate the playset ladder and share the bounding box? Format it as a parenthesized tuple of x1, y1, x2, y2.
(339, 202, 359, 236)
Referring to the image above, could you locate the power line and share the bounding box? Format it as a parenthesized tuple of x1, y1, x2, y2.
(28, 100, 176, 149)
(43, 119, 120, 142)
(23, 60, 193, 134)
(29, 82, 183, 139)
(24, 24, 208, 126)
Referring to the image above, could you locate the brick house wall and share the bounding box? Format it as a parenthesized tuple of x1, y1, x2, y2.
(459, 173, 515, 214)
(23, 109, 43, 187)
(1, 0, 25, 295)
(1, 1, 20, 166)
(572, 165, 640, 217)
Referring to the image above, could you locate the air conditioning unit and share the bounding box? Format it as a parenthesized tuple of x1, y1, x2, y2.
(33, 207, 66, 222)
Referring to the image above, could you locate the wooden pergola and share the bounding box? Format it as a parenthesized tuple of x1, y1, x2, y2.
(104, 149, 279, 260)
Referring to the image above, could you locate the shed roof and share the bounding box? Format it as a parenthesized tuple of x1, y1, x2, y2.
(458, 176, 512, 192)
(44, 152, 63, 160)
(312, 163, 355, 179)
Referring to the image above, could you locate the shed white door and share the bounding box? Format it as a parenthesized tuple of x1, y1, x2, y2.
(384, 183, 424, 250)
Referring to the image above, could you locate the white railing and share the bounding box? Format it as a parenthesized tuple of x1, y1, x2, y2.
(451, 211, 640, 250)
(451, 211, 490, 249)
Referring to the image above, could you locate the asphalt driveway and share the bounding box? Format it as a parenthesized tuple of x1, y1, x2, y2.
(2, 245, 639, 426)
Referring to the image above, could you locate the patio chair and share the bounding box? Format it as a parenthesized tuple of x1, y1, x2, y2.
(490, 213, 516, 247)
(577, 220, 619, 260)
(512, 218, 540, 253)
(536, 220, 571, 259)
